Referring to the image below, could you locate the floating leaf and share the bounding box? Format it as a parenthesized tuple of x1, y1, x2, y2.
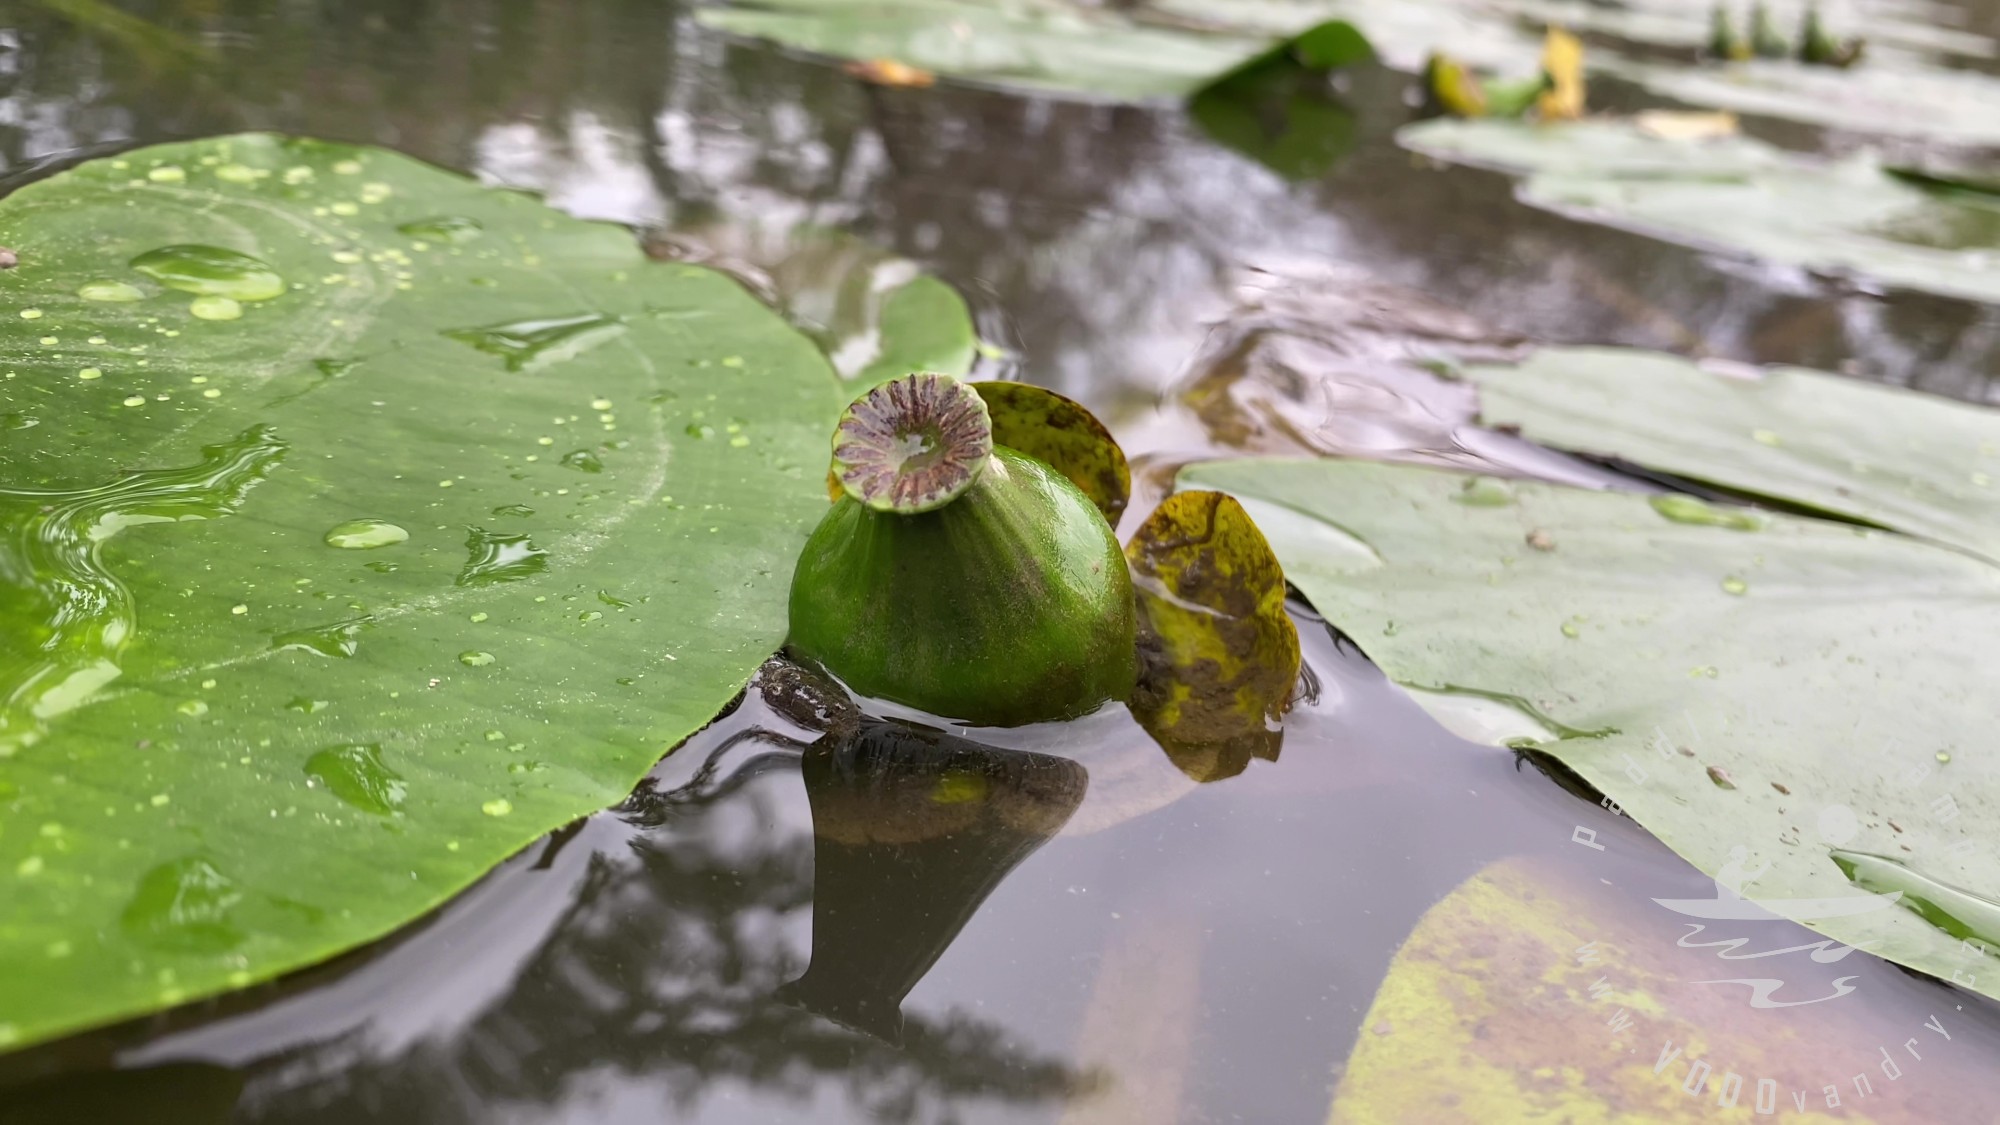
(1182, 455, 2000, 1002)
(1472, 346, 2000, 562)
(1612, 56, 2000, 146)
(0, 134, 840, 1051)
(973, 380, 1130, 524)
(698, 0, 1286, 100)
(1189, 22, 1370, 181)
(842, 57, 935, 87)
(1399, 116, 2000, 306)
(1125, 490, 1300, 781)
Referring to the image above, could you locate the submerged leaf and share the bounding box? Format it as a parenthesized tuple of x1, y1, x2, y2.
(0, 134, 840, 1051)
(1184, 455, 2000, 1007)
(973, 381, 1130, 524)
(1125, 490, 1300, 781)
(1329, 857, 2000, 1122)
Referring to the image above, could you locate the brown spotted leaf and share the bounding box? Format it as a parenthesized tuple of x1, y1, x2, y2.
(1124, 490, 1300, 780)
(974, 381, 1130, 525)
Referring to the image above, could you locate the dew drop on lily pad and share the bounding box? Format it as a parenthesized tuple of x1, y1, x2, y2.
(481, 798, 513, 817)
(560, 449, 603, 473)
(458, 650, 495, 667)
(396, 215, 483, 244)
(304, 744, 406, 816)
(189, 296, 243, 321)
(1453, 476, 1515, 507)
(129, 244, 286, 302)
(77, 280, 145, 302)
(1649, 493, 1765, 531)
(323, 519, 408, 549)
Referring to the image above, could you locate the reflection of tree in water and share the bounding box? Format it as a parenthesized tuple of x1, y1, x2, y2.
(231, 779, 1091, 1125)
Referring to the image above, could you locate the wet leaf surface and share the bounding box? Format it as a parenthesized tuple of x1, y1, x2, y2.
(1125, 490, 1300, 781)
(974, 380, 1131, 523)
(1184, 456, 2000, 1005)
(0, 134, 841, 1049)
(1473, 346, 2000, 562)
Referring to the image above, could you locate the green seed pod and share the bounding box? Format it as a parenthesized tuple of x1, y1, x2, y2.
(788, 373, 1138, 727)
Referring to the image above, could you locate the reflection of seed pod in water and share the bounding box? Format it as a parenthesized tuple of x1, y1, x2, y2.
(2, 1063, 244, 1125)
(776, 719, 1088, 1044)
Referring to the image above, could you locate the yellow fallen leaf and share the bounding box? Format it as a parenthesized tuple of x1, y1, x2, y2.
(1633, 109, 1741, 141)
(1124, 490, 1300, 781)
(844, 58, 935, 87)
(1537, 26, 1587, 120)
(1425, 53, 1490, 118)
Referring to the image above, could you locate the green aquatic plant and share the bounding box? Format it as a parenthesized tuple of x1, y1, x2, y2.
(788, 374, 1138, 727)
(1423, 28, 1579, 121)
(1799, 4, 1866, 67)
(1708, 3, 1750, 60)
(1749, 0, 1789, 57)
(1423, 53, 1552, 119)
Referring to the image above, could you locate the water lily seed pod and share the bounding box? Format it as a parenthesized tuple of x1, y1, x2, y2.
(788, 373, 1138, 727)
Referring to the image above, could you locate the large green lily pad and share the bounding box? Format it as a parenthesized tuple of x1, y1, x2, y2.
(1400, 117, 2000, 306)
(0, 134, 841, 1050)
(1472, 346, 2000, 563)
(1183, 456, 2000, 1004)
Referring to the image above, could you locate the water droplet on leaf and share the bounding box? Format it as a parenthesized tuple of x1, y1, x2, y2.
(457, 527, 548, 586)
(304, 743, 405, 815)
(397, 216, 483, 244)
(77, 280, 144, 302)
(323, 519, 408, 549)
(189, 296, 243, 321)
(442, 313, 624, 372)
(1649, 494, 1765, 531)
(129, 245, 286, 302)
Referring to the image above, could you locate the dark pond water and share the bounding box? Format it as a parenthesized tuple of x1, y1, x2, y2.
(8, 1, 2000, 1122)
